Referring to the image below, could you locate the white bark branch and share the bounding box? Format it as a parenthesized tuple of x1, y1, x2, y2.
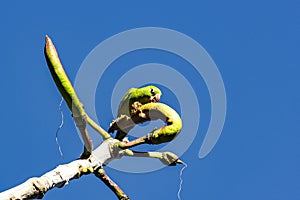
(0, 138, 181, 200)
(0, 157, 101, 200)
(0, 138, 125, 200)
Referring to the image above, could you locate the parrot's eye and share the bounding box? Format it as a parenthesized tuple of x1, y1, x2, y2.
(150, 88, 155, 95)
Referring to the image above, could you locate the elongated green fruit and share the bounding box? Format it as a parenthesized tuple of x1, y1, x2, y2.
(44, 36, 93, 157)
(44, 36, 111, 142)
(44, 35, 84, 118)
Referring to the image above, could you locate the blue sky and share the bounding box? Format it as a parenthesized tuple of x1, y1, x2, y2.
(1, 1, 300, 200)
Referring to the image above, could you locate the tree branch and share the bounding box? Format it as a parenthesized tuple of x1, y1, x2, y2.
(0, 149, 130, 200)
(0, 158, 99, 199)
(0, 35, 185, 200)
(0, 135, 183, 199)
(94, 167, 130, 200)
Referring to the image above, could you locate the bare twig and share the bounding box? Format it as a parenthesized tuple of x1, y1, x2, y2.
(94, 167, 130, 200)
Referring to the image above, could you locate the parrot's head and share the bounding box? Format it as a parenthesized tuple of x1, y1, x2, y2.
(133, 85, 162, 104)
(148, 86, 162, 102)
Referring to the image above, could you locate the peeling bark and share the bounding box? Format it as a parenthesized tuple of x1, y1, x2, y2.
(0, 159, 97, 199)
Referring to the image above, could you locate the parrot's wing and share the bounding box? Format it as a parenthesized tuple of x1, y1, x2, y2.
(108, 114, 136, 133)
(117, 88, 136, 116)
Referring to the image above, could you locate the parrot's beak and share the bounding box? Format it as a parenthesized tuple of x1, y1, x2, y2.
(153, 93, 161, 102)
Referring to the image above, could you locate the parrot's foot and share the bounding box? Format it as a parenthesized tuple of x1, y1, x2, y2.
(131, 101, 142, 114)
(131, 102, 146, 118)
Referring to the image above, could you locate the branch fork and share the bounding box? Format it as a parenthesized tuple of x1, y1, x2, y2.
(0, 35, 185, 200)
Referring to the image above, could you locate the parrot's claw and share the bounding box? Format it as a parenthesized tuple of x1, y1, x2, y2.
(138, 112, 146, 118)
(131, 101, 142, 115)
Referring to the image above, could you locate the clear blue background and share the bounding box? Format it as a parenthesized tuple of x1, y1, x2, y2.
(1, 1, 299, 199)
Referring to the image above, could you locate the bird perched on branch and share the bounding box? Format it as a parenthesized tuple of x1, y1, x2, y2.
(108, 85, 162, 141)
(110, 102, 182, 146)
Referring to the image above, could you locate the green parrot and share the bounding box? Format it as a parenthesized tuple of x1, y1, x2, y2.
(110, 102, 182, 146)
(108, 85, 162, 141)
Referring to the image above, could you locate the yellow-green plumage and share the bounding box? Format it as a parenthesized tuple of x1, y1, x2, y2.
(109, 85, 162, 141)
(110, 102, 182, 145)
